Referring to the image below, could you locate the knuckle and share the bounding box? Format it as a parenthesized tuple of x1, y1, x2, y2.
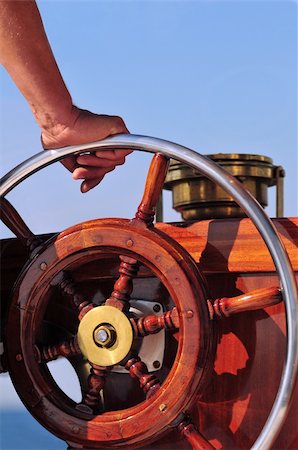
(111, 116, 127, 134)
(107, 166, 116, 173)
(116, 157, 125, 166)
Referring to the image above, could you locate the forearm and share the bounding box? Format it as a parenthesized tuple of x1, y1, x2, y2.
(0, 1, 130, 193)
(0, 0, 74, 135)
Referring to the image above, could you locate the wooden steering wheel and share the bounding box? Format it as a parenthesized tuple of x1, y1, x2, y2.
(1, 135, 297, 450)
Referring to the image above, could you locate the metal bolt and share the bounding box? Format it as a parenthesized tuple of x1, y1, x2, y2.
(93, 325, 116, 348)
(186, 310, 194, 318)
(15, 354, 22, 362)
(95, 329, 109, 343)
(153, 304, 161, 313)
(159, 403, 167, 412)
(40, 262, 47, 271)
(72, 426, 80, 434)
(126, 239, 133, 247)
(153, 360, 161, 369)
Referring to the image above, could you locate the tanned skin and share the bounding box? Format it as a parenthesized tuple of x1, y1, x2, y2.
(0, 1, 131, 192)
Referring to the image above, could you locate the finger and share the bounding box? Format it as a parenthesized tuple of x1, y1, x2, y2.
(81, 176, 105, 193)
(94, 149, 132, 160)
(76, 154, 125, 168)
(61, 156, 79, 173)
(72, 165, 115, 181)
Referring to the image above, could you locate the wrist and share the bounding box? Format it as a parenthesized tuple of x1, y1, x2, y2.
(37, 99, 77, 134)
(40, 104, 80, 149)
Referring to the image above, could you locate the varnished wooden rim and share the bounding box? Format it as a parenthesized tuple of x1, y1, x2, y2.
(6, 218, 211, 447)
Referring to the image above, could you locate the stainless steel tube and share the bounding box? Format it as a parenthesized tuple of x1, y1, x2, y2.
(1, 134, 297, 450)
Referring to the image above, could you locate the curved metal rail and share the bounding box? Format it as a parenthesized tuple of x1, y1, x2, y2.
(1, 134, 297, 450)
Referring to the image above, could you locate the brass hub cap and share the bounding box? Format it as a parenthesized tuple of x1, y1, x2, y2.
(77, 305, 133, 366)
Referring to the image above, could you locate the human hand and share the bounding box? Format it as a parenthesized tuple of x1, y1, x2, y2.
(41, 107, 131, 192)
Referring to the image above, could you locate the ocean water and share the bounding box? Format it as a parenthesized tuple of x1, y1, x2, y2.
(0, 361, 83, 449)
(0, 411, 65, 450)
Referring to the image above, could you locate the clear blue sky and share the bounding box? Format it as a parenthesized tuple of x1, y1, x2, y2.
(0, 0, 297, 445)
(0, 0, 297, 240)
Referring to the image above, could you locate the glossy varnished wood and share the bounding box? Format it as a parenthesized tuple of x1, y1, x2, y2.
(157, 217, 298, 273)
(135, 154, 170, 225)
(1, 217, 297, 449)
(4, 217, 211, 448)
(0, 197, 41, 252)
(208, 286, 282, 318)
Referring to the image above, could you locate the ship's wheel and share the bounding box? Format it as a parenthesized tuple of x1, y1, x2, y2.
(1, 135, 297, 450)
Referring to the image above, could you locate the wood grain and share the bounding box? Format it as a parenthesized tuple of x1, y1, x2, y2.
(135, 153, 170, 225)
(1, 216, 297, 449)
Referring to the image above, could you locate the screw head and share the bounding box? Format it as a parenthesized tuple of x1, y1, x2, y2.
(15, 354, 22, 362)
(159, 403, 167, 412)
(186, 310, 194, 318)
(40, 262, 47, 271)
(153, 304, 161, 313)
(126, 239, 133, 247)
(153, 360, 161, 369)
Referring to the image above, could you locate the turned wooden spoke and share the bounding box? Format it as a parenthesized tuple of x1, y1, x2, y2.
(0, 197, 42, 252)
(51, 271, 94, 320)
(131, 307, 179, 337)
(135, 153, 170, 226)
(125, 356, 161, 399)
(177, 417, 215, 450)
(105, 255, 139, 312)
(208, 286, 282, 319)
(35, 337, 81, 363)
(76, 364, 108, 414)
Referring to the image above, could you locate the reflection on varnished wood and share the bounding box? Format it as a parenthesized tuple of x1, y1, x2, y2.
(1, 217, 297, 449)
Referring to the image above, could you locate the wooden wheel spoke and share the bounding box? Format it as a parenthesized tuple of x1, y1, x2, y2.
(35, 337, 81, 363)
(208, 286, 282, 319)
(177, 416, 215, 450)
(131, 307, 179, 337)
(135, 153, 170, 226)
(76, 364, 108, 414)
(105, 255, 140, 312)
(0, 197, 42, 252)
(51, 271, 94, 320)
(125, 356, 161, 399)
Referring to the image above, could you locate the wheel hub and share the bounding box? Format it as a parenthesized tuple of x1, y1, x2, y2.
(93, 324, 116, 348)
(77, 305, 133, 367)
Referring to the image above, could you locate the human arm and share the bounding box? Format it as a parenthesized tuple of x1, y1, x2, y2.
(0, 0, 130, 192)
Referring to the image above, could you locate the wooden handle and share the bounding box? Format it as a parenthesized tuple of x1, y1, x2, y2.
(132, 308, 179, 336)
(125, 356, 160, 399)
(178, 420, 215, 450)
(105, 255, 139, 312)
(76, 364, 107, 414)
(135, 153, 169, 225)
(35, 337, 81, 363)
(0, 197, 39, 251)
(209, 286, 282, 319)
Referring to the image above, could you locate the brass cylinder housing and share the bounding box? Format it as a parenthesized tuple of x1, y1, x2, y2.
(164, 153, 284, 221)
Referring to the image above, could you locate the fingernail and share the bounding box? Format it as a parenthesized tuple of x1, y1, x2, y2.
(73, 172, 84, 180)
(81, 182, 88, 193)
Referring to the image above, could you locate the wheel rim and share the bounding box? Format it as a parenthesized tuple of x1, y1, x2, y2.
(1, 133, 297, 450)
(7, 218, 210, 447)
